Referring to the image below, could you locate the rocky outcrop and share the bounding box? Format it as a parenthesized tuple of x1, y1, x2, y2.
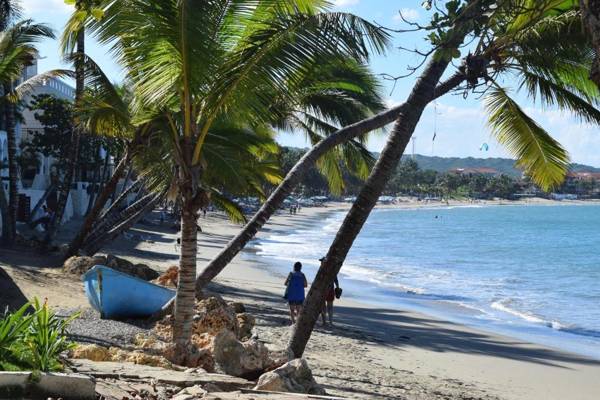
(254, 358, 326, 395)
(236, 313, 255, 340)
(212, 331, 271, 379)
(193, 297, 239, 337)
(70, 344, 111, 362)
(63, 254, 159, 281)
(70, 344, 172, 369)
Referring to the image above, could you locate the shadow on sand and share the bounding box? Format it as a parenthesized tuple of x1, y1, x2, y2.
(208, 280, 600, 370)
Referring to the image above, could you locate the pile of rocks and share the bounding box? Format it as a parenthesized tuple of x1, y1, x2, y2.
(63, 254, 160, 281)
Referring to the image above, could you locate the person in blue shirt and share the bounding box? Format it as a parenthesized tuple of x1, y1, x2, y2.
(284, 261, 308, 324)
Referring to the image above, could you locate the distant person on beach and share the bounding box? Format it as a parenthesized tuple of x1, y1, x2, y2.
(284, 261, 308, 324)
(319, 257, 341, 326)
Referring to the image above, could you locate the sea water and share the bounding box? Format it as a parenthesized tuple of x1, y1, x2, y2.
(246, 204, 600, 359)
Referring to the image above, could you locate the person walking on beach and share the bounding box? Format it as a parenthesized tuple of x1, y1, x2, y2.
(322, 275, 340, 326)
(284, 261, 308, 324)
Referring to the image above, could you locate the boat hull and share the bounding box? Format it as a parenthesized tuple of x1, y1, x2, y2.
(82, 265, 175, 319)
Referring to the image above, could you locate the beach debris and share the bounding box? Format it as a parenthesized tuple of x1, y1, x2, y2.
(63, 254, 159, 281)
(254, 358, 326, 395)
(154, 265, 179, 287)
(212, 330, 271, 379)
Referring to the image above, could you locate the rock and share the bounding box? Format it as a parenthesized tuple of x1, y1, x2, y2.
(254, 358, 326, 395)
(212, 331, 271, 379)
(63, 254, 159, 281)
(70, 344, 111, 362)
(63, 256, 106, 275)
(236, 313, 255, 340)
(172, 385, 208, 400)
(105, 254, 160, 281)
(193, 297, 239, 337)
(155, 265, 179, 288)
(229, 302, 246, 313)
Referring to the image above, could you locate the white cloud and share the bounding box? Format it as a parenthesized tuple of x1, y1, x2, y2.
(333, 0, 360, 7)
(22, 0, 71, 15)
(393, 8, 420, 23)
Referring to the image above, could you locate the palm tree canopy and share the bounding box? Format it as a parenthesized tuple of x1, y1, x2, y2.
(85, 0, 390, 166)
(453, 0, 600, 190)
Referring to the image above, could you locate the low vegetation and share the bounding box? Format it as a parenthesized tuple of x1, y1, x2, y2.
(0, 299, 78, 372)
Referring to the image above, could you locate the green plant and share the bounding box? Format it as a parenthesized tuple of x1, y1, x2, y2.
(0, 303, 33, 365)
(23, 299, 79, 372)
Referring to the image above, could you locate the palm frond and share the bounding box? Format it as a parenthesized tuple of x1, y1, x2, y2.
(485, 86, 570, 191)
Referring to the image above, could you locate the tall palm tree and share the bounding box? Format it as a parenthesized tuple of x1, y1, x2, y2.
(289, 0, 600, 357)
(0, 20, 54, 244)
(86, 0, 390, 357)
(580, 0, 600, 87)
(44, 0, 105, 242)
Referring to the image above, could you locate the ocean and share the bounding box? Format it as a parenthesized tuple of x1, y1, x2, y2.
(245, 204, 600, 359)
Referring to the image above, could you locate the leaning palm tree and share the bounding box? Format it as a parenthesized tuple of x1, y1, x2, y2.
(86, 0, 390, 357)
(289, 0, 600, 357)
(580, 0, 600, 87)
(0, 20, 54, 244)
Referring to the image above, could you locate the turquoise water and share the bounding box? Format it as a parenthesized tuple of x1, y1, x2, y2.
(250, 204, 600, 358)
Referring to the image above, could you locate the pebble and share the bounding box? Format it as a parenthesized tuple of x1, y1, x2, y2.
(60, 308, 151, 347)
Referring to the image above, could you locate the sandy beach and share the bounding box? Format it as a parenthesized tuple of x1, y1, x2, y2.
(1, 199, 600, 399)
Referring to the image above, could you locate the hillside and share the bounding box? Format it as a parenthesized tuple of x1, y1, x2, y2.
(402, 154, 600, 177)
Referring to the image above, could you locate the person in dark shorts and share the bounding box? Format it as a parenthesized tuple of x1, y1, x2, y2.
(319, 257, 340, 326)
(284, 261, 308, 324)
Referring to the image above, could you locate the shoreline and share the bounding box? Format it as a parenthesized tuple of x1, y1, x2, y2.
(248, 201, 600, 361)
(209, 203, 600, 399)
(1, 201, 599, 398)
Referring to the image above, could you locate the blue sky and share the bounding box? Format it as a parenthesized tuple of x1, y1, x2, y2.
(20, 0, 600, 167)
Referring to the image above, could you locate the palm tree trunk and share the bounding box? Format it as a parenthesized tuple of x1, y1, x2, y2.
(84, 155, 102, 216)
(194, 72, 465, 296)
(82, 188, 152, 254)
(288, 51, 463, 358)
(45, 23, 85, 242)
(100, 178, 140, 220)
(581, 0, 600, 87)
(0, 178, 9, 239)
(173, 192, 198, 357)
(4, 86, 18, 243)
(82, 191, 162, 255)
(66, 150, 130, 257)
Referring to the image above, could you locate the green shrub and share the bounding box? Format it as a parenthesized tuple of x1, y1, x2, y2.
(0, 299, 79, 372)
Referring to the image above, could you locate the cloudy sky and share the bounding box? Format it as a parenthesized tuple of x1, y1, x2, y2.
(20, 0, 600, 167)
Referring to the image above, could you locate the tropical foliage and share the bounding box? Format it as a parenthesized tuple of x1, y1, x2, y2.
(0, 300, 78, 372)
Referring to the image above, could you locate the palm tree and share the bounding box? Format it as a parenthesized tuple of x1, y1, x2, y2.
(0, 20, 54, 244)
(86, 0, 390, 357)
(289, 0, 600, 357)
(44, 0, 105, 242)
(580, 0, 600, 87)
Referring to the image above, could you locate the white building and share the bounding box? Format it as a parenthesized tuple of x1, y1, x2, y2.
(1, 58, 112, 229)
